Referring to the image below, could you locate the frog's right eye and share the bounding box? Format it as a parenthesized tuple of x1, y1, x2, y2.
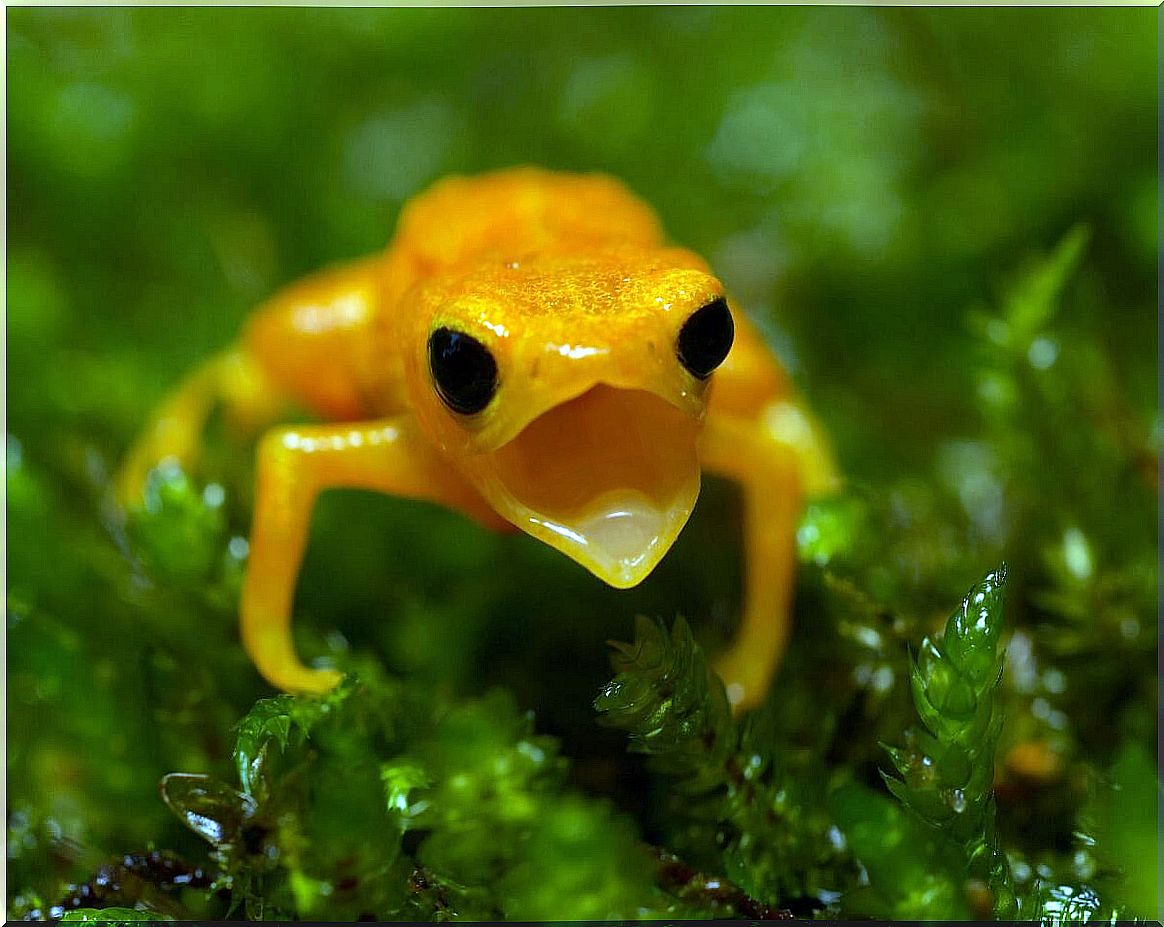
(428, 327, 499, 415)
(677, 297, 734, 380)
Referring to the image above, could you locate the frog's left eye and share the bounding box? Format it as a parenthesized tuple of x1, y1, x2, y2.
(428, 327, 499, 415)
(677, 297, 734, 379)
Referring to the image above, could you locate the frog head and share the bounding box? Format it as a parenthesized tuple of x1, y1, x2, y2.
(402, 244, 734, 588)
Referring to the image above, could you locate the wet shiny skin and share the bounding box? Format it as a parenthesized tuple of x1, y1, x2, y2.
(119, 167, 839, 712)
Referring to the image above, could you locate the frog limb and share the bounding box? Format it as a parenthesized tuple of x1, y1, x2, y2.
(242, 255, 391, 422)
(119, 255, 391, 507)
(241, 417, 503, 693)
(698, 410, 807, 713)
(116, 347, 284, 506)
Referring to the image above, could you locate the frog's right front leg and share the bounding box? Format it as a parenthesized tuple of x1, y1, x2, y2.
(242, 417, 505, 693)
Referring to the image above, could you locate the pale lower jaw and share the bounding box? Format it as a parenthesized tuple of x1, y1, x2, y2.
(519, 486, 697, 588)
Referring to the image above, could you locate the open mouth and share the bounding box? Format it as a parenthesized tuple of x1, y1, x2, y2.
(485, 385, 702, 587)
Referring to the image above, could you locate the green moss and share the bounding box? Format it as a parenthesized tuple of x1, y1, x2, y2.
(829, 781, 967, 919)
(883, 566, 1013, 916)
(7, 8, 1157, 922)
(597, 616, 852, 911)
(1077, 743, 1160, 919)
(59, 909, 169, 923)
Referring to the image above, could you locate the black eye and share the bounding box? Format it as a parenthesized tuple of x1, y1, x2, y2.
(677, 297, 734, 379)
(428, 327, 499, 415)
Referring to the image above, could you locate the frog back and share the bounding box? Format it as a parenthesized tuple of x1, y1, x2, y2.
(378, 168, 667, 310)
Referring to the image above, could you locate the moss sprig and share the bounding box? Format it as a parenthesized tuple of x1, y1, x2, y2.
(596, 615, 850, 910)
(883, 565, 1015, 915)
(596, 615, 735, 786)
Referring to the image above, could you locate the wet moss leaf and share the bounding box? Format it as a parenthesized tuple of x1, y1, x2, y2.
(233, 695, 298, 799)
(159, 772, 255, 847)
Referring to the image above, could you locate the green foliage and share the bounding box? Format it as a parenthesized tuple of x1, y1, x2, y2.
(597, 616, 851, 911)
(158, 672, 418, 919)
(59, 909, 169, 923)
(151, 672, 679, 920)
(987, 225, 1091, 351)
(489, 796, 656, 919)
(795, 495, 868, 568)
(1076, 743, 1160, 919)
(883, 566, 1014, 915)
(390, 688, 678, 919)
(597, 616, 734, 783)
(7, 8, 1157, 923)
(126, 463, 231, 589)
(829, 781, 966, 919)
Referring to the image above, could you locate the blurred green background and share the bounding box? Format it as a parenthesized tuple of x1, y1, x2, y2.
(7, 7, 1157, 920)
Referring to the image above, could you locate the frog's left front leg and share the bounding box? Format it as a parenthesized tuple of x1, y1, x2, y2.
(242, 417, 504, 694)
(698, 411, 807, 713)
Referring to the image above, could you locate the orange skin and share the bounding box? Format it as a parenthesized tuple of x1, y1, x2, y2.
(119, 168, 838, 712)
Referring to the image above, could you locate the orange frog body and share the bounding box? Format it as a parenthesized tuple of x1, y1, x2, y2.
(119, 168, 838, 711)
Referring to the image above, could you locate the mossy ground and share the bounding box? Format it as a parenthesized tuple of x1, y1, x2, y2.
(7, 8, 1158, 922)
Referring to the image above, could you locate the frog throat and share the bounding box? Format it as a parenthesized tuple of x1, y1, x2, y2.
(468, 384, 701, 587)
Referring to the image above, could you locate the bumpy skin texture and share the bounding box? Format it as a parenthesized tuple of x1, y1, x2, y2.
(119, 167, 838, 712)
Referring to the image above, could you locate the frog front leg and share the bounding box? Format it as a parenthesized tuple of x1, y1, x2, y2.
(698, 409, 810, 713)
(242, 417, 504, 693)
